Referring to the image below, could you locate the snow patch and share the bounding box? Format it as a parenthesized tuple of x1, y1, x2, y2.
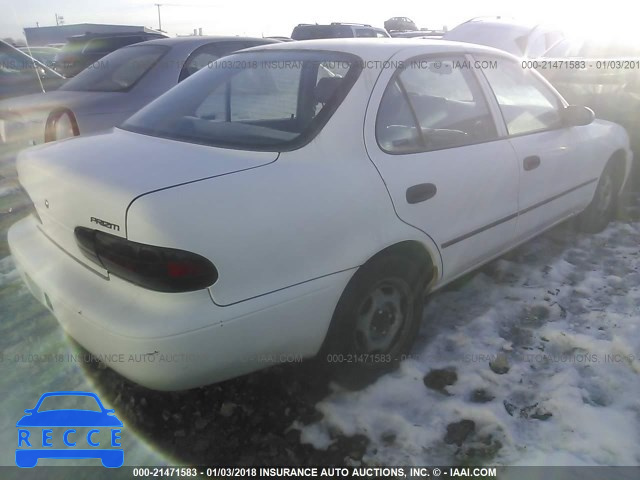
(299, 222, 640, 465)
(0, 256, 19, 287)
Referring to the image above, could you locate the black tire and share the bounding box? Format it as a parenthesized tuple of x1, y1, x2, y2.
(577, 162, 618, 233)
(320, 254, 430, 385)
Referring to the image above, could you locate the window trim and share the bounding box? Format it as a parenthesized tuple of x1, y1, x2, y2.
(375, 52, 502, 155)
(472, 54, 570, 139)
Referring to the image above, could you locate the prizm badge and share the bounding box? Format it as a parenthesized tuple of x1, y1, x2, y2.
(90, 217, 120, 232)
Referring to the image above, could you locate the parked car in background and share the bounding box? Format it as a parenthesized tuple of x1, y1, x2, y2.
(291, 23, 389, 40)
(9, 39, 630, 390)
(0, 36, 277, 153)
(266, 36, 295, 42)
(384, 17, 417, 32)
(0, 40, 65, 101)
(18, 46, 59, 68)
(539, 37, 640, 92)
(389, 29, 446, 39)
(52, 31, 167, 77)
(538, 37, 640, 188)
(444, 17, 564, 58)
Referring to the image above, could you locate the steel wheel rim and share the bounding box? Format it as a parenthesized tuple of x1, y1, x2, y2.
(354, 278, 412, 354)
(595, 173, 614, 216)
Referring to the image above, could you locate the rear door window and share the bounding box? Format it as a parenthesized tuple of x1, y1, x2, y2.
(376, 56, 498, 153)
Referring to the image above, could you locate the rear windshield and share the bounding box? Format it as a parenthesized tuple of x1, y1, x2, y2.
(60, 44, 168, 92)
(121, 50, 362, 151)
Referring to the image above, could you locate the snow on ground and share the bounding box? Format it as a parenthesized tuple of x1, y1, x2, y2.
(0, 184, 19, 198)
(0, 255, 18, 287)
(299, 220, 640, 466)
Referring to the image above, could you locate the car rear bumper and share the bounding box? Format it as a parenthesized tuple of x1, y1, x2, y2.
(8, 215, 352, 390)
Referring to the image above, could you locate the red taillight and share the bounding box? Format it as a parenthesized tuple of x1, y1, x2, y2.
(74, 227, 218, 293)
(44, 108, 80, 143)
(167, 261, 205, 278)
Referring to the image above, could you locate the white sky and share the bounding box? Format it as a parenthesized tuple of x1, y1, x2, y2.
(0, 0, 637, 41)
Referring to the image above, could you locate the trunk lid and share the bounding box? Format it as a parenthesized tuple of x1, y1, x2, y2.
(17, 128, 277, 272)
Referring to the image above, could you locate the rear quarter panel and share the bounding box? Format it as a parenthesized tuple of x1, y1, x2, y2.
(125, 69, 442, 305)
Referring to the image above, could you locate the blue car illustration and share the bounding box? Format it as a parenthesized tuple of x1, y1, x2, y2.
(16, 391, 123, 468)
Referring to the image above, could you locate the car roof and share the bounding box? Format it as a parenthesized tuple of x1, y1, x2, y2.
(244, 38, 516, 61)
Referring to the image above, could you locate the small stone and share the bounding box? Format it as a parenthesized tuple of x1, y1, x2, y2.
(444, 420, 475, 446)
(531, 411, 553, 421)
(161, 410, 170, 421)
(174, 429, 186, 437)
(519, 403, 539, 418)
(381, 432, 396, 444)
(423, 368, 458, 394)
(503, 400, 518, 417)
(219, 402, 237, 417)
(471, 389, 495, 403)
(490, 353, 510, 374)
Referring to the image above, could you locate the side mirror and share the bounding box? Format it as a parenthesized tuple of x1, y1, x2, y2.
(562, 105, 595, 127)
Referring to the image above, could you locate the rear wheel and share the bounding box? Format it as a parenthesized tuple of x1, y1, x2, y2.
(321, 254, 429, 385)
(577, 163, 618, 233)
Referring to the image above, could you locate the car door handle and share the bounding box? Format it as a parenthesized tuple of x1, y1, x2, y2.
(406, 183, 437, 204)
(523, 155, 541, 171)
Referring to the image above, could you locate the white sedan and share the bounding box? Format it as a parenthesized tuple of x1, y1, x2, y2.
(8, 39, 631, 390)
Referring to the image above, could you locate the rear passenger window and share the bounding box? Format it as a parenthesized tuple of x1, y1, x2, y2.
(376, 57, 498, 153)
